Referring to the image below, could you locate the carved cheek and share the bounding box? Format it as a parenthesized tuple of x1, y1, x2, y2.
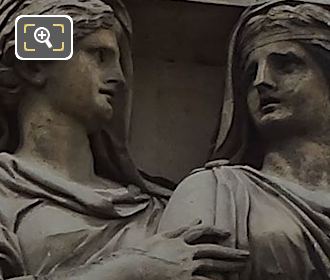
(247, 89, 260, 115)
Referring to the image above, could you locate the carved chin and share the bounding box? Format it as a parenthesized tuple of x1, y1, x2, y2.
(99, 106, 114, 124)
(257, 107, 293, 126)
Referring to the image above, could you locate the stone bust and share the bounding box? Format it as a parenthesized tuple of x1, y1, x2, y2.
(0, 0, 247, 279)
(159, 1, 330, 279)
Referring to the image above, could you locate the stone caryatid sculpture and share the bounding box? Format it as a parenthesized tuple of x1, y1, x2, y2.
(160, 1, 330, 279)
(0, 0, 248, 279)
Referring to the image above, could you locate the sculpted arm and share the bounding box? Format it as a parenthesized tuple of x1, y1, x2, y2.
(7, 253, 145, 280)
(159, 170, 218, 232)
(6, 218, 248, 280)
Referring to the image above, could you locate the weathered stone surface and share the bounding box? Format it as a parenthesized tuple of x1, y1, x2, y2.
(0, 0, 248, 279)
(160, 1, 330, 279)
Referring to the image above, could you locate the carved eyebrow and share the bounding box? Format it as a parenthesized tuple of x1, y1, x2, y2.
(269, 51, 305, 67)
(87, 45, 116, 51)
(244, 50, 302, 72)
(83, 41, 118, 57)
(269, 51, 301, 59)
(83, 39, 117, 49)
(80, 34, 118, 49)
(270, 50, 297, 56)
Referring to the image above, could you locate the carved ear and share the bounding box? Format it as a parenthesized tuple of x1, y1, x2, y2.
(13, 60, 47, 88)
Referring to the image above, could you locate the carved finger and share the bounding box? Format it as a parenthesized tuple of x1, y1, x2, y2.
(204, 160, 230, 169)
(192, 274, 226, 280)
(193, 259, 246, 274)
(164, 219, 202, 238)
(183, 226, 230, 244)
(198, 272, 227, 280)
(191, 277, 213, 280)
(193, 244, 249, 260)
(111, 193, 149, 203)
(163, 226, 190, 238)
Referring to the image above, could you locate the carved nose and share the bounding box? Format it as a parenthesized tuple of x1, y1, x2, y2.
(253, 62, 276, 93)
(255, 81, 274, 94)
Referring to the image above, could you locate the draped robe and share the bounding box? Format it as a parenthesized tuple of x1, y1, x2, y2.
(0, 153, 167, 279)
(159, 164, 330, 280)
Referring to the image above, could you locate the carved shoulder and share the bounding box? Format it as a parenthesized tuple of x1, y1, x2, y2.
(158, 169, 219, 233)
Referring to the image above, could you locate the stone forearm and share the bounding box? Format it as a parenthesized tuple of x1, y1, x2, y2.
(9, 254, 143, 280)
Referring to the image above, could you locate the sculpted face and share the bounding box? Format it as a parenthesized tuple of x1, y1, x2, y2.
(244, 41, 330, 138)
(43, 28, 126, 132)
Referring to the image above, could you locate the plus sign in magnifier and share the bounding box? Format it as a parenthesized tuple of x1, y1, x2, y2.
(34, 27, 53, 49)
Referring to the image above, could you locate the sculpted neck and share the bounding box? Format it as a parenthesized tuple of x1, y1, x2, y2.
(15, 93, 96, 183)
(262, 134, 330, 191)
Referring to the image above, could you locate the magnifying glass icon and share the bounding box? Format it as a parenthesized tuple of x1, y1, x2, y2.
(34, 27, 53, 49)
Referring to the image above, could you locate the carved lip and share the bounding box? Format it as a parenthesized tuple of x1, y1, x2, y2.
(99, 88, 115, 98)
(260, 96, 280, 114)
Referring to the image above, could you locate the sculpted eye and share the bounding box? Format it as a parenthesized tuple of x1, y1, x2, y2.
(270, 53, 304, 74)
(88, 47, 107, 63)
(97, 48, 106, 63)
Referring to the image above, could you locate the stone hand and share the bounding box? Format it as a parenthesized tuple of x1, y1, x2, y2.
(130, 223, 249, 280)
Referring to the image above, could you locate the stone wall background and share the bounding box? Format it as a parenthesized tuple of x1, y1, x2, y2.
(125, 0, 242, 182)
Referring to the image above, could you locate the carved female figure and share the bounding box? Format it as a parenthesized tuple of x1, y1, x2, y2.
(160, 1, 330, 279)
(0, 0, 248, 279)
